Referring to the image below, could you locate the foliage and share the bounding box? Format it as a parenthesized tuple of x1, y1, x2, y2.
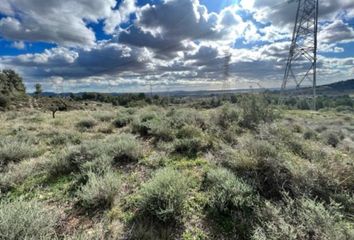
(0, 136, 40, 169)
(76, 118, 97, 131)
(107, 134, 143, 165)
(0, 69, 26, 96)
(77, 170, 121, 210)
(0, 93, 353, 239)
(34, 83, 42, 97)
(253, 197, 354, 240)
(204, 168, 254, 213)
(113, 114, 132, 128)
(0, 94, 9, 109)
(137, 168, 195, 222)
(239, 95, 277, 129)
(0, 199, 59, 240)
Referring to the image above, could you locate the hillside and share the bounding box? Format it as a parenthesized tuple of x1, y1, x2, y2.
(323, 79, 354, 91)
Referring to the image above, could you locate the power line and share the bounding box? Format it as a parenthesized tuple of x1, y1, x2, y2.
(281, 0, 319, 110)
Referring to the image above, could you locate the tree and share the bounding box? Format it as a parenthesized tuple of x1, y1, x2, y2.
(34, 83, 42, 97)
(0, 69, 26, 95)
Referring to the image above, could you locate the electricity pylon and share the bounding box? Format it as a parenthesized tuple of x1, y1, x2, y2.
(281, 0, 319, 110)
(222, 51, 232, 91)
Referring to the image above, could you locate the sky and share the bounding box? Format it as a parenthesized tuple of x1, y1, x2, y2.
(0, 0, 353, 93)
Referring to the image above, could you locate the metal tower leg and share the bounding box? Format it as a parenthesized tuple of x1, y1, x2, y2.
(281, 0, 319, 110)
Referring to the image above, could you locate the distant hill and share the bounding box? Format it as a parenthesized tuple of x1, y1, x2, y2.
(31, 79, 354, 98)
(322, 79, 354, 91)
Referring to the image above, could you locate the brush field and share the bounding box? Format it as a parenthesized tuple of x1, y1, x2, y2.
(0, 95, 354, 239)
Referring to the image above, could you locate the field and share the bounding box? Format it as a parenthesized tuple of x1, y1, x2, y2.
(0, 95, 354, 239)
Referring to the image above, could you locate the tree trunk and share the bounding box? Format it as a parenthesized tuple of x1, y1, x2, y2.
(52, 110, 57, 118)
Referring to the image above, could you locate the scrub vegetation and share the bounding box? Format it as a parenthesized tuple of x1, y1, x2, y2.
(0, 90, 354, 239)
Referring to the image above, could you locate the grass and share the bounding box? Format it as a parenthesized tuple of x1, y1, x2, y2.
(0, 95, 353, 239)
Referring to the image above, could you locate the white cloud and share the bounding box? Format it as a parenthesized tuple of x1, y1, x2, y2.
(0, 0, 135, 47)
(11, 41, 25, 49)
(0, 0, 353, 91)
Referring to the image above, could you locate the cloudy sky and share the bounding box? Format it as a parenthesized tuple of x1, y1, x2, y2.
(0, 0, 353, 93)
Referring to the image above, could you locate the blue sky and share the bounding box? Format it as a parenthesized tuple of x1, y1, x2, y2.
(0, 0, 353, 93)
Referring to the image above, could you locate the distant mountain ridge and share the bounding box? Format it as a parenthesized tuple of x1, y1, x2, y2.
(31, 79, 354, 97)
(322, 79, 354, 91)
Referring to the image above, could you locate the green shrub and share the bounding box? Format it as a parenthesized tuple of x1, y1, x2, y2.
(137, 168, 195, 222)
(303, 129, 319, 140)
(148, 118, 175, 142)
(64, 220, 113, 240)
(292, 124, 303, 133)
(204, 168, 254, 213)
(239, 95, 277, 129)
(0, 136, 40, 169)
(253, 197, 354, 240)
(106, 134, 143, 165)
(48, 142, 101, 177)
(215, 104, 240, 129)
(323, 132, 343, 147)
(0, 94, 9, 109)
(76, 119, 97, 131)
(130, 109, 176, 141)
(113, 115, 132, 128)
(48, 135, 142, 177)
(0, 157, 50, 192)
(49, 132, 81, 146)
(93, 112, 115, 122)
(173, 126, 210, 157)
(234, 139, 298, 199)
(77, 170, 121, 210)
(131, 113, 156, 137)
(80, 154, 113, 175)
(174, 137, 209, 157)
(167, 108, 208, 130)
(0, 199, 59, 239)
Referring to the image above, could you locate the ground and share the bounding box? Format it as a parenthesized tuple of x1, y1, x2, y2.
(0, 97, 353, 240)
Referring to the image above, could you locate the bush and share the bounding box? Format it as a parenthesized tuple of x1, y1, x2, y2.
(106, 134, 143, 165)
(174, 126, 210, 157)
(204, 168, 254, 213)
(174, 137, 210, 157)
(0, 199, 59, 239)
(49, 132, 81, 146)
(113, 115, 132, 128)
(0, 136, 40, 169)
(323, 132, 342, 147)
(147, 118, 175, 142)
(48, 135, 143, 177)
(303, 129, 319, 140)
(77, 170, 121, 210)
(215, 104, 240, 129)
(48, 142, 101, 177)
(93, 112, 115, 122)
(253, 197, 354, 240)
(76, 119, 97, 131)
(239, 95, 277, 129)
(167, 108, 208, 130)
(137, 168, 195, 222)
(0, 94, 9, 109)
(0, 157, 50, 192)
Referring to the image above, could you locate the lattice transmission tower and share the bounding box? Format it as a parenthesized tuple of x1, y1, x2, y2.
(222, 51, 232, 91)
(281, 0, 319, 110)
